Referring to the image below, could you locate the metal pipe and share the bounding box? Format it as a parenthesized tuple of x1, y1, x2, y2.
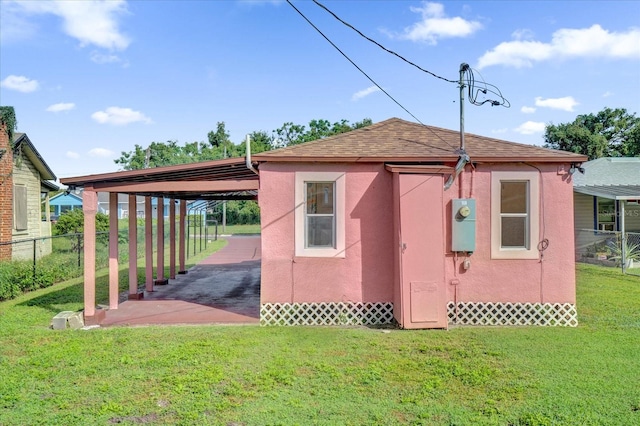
(445, 63, 471, 192)
(459, 63, 469, 152)
(245, 134, 259, 175)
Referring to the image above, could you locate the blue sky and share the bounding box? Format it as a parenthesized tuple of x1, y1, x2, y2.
(1, 0, 639, 180)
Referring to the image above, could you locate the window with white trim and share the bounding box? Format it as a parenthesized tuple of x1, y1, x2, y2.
(295, 171, 345, 257)
(491, 171, 539, 259)
(305, 182, 335, 248)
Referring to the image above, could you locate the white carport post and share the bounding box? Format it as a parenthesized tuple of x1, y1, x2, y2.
(108, 192, 119, 309)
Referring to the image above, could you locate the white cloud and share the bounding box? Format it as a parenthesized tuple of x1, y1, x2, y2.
(88, 148, 114, 158)
(514, 121, 546, 135)
(602, 91, 613, 98)
(386, 2, 482, 44)
(0, 1, 38, 43)
(534, 96, 578, 112)
(0, 75, 39, 92)
(46, 102, 75, 112)
(90, 51, 122, 64)
(478, 24, 640, 69)
(352, 86, 381, 101)
(9, 0, 130, 50)
(521, 106, 536, 114)
(66, 151, 80, 159)
(91, 107, 152, 125)
(511, 28, 535, 41)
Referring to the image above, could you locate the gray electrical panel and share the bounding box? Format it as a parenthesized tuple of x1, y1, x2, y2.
(452, 198, 476, 253)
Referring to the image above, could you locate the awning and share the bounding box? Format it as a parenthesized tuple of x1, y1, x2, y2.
(574, 185, 640, 201)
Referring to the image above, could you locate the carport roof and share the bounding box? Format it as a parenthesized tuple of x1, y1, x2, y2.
(60, 157, 259, 200)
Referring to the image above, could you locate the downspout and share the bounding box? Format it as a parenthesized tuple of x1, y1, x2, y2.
(246, 134, 259, 175)
(444, 63, 471, 191)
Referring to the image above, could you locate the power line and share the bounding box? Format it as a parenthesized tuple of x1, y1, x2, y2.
(285, 0, 426, 126)
(312, 0, 457, 84)
(463, 67, 510, 108)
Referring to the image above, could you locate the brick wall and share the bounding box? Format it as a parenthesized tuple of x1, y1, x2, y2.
(0, 122, 13, 260)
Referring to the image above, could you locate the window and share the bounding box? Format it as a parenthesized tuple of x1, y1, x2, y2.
(305, 182, 335, 248)
(596, 197, 615, 231)
(295, 171, 345, 257)
(491, 171, 539, 259)
(13, 184, 28, 231)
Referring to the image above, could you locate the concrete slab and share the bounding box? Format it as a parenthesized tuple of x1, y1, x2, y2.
(100, 236, 261, 327)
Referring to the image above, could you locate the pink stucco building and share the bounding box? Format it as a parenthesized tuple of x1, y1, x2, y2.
(61, 117, 587, 328)
(255, 118, 587, 328)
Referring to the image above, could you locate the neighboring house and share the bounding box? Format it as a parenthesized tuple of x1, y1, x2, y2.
(254, 118, 587, 328)
(49, 191, 83, 216)
(0, 130, 58, 261)
(97, 192, 146, 218)
(52, 190, 164, 220)
(573, 157, 640, 259)
(573, 157, 640, 233)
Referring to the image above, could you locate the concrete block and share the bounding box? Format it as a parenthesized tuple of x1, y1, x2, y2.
(52, 311, 85, 330)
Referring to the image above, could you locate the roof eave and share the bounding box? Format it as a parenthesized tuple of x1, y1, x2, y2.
(253, 155, 588, 163)
(60, 157, 252, 186)
(13, 133, 57, 180)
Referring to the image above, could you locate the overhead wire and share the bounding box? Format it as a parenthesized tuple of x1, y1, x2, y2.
(463, 67, 510, 108)
(286, 0, 462, 151)
(285, 0, 425, 126)
(312, 0, 457, 84)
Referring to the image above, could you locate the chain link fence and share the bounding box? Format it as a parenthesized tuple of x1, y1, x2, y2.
(575, 229, 640, 276)
(0, 220, 217, 301)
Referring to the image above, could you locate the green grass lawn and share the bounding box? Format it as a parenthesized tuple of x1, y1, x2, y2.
(0, 264, 638, 425)
(218, 223, 261, 235)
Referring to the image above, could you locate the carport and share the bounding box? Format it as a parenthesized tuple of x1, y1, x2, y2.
(60, 157, 259, 325)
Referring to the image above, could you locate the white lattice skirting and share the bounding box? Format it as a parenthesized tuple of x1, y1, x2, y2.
(447, 302, 578, 327)
(260, 302, 394, 326)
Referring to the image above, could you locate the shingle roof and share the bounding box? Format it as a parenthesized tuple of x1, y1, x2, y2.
(572, 157, 640, 186)
(572, 157, 640, 200)
(253, 117, 587, 163)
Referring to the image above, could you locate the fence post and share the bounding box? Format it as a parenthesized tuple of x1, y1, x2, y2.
(199, 211, 203, 253)
(77, 234, 82, 268)
(32, 239, 37, 289)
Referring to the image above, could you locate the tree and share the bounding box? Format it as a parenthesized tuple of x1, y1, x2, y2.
(114, 118, 373, 170)
(53, 209, 109, 235)
(272, 118, 372, 148)
(238, 130, 274, 156)
(544, 108, 640, 160)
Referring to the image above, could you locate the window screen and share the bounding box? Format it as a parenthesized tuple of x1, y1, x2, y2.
(500, 181, 528, 248)
(305, 182, 335, 248)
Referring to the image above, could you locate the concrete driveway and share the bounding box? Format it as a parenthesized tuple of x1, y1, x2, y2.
(100, 235, 261, 326)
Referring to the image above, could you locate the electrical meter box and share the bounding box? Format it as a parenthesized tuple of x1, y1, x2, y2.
(452, 198, 476, 252)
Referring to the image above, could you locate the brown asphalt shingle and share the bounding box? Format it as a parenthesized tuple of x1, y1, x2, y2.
(253, 117, 588, 163)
